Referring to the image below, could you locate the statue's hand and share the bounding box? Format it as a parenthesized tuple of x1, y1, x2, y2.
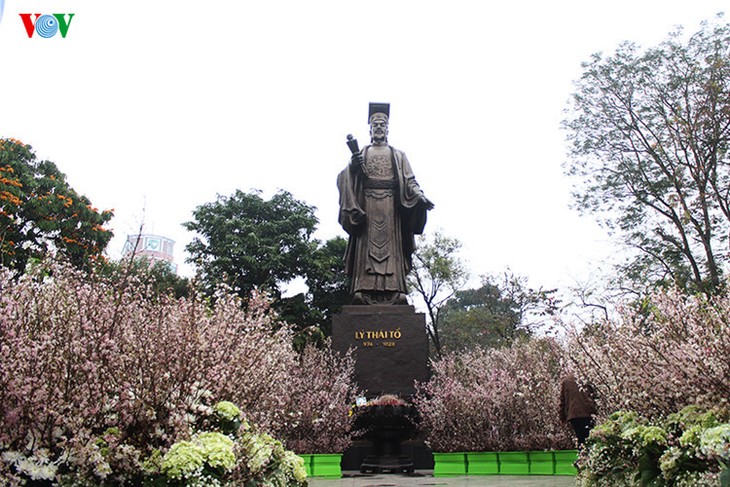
(350, 152, 364, 169)
(420, 196, 435, 210)
(351, 208, 366, 224)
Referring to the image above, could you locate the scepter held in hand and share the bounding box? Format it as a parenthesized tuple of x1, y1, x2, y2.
(346, 134, 365, 172)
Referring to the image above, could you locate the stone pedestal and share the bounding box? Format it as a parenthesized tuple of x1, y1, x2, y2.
(331, 305, 428, 398)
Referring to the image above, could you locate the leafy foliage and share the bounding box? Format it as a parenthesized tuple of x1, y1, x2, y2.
(0, 137, 113, 273)
(439, 272, 558, 352)
(408, 231, 469, 356)
(305, 236, 351, 333)
(563, 15, 730, 296)
(184, 189, 317, 300)
(184, 190, 350, 335)
(576, 407, 730, 487)
(278, 236, 350, 336)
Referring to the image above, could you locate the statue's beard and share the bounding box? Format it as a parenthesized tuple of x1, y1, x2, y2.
(371, 133, 388, 144)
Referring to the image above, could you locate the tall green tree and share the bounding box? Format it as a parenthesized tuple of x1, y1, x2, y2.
(439, 271, 558, 352)
(184, 189, 318, 300)
(408, 231, 469, 357)
(184, 190, 350, 337)
(305, 236, 350, 333)
(277, 236, 350, 335)
(0, 137, 113, 273)
(563, 15, 730, 296)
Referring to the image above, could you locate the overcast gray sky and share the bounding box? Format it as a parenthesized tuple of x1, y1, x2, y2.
(1, 1, 726, 292)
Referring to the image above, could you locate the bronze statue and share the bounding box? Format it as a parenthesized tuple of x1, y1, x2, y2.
(337, 103, 434, 305)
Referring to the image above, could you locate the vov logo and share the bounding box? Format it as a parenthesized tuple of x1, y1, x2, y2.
(19, 13, 75, 38)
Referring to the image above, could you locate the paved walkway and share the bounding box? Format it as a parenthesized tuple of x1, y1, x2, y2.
(308, 471, 576, 487)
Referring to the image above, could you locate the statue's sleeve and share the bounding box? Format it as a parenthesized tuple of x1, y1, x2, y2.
(399, 152, 426, 209)
(397, 151, 428, 235)
(337, 163, 365, 235)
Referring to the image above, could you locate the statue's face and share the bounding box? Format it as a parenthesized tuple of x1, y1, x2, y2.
(370, 118, 388, 143)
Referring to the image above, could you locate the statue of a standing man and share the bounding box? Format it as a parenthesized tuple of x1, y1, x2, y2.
(337, 103, 434, 305)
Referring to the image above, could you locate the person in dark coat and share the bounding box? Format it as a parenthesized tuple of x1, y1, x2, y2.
(559, 372, 597, 447)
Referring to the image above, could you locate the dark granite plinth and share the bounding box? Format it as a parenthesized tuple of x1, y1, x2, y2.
(341, 440, 434, 471)
(331, 305, 428, 398)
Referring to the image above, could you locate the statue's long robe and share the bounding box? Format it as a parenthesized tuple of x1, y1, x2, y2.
(337, 145, 428, 296)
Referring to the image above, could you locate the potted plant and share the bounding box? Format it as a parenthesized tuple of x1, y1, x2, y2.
(353, 395, 419, 474)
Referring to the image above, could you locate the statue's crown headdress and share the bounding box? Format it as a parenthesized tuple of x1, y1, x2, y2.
(368, 102, 390, 123)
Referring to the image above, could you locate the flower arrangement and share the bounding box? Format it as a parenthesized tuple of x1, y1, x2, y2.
(213, 402, 242, 436)
(352, 395, 415, 426)
(563, 288, 730, 485)
(236, 428, 306, 485)
(413, 338, 573, 452)
(0, 260, 350, 485)
(272, 344, 359, 454)
(566, 288, 730, 420)
(142, 403, 306, 486)
(159, 432, 236, 484)
(352, 395, 418, 439)
(215, 402, 242, 424)
(577, 405, 730, 486)
(362, 395, 409, 407)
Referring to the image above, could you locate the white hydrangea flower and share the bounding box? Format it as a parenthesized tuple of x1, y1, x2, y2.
(700, 424, 730, 460)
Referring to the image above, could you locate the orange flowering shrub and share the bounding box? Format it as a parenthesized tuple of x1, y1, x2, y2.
(0, 137, 113, 273)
